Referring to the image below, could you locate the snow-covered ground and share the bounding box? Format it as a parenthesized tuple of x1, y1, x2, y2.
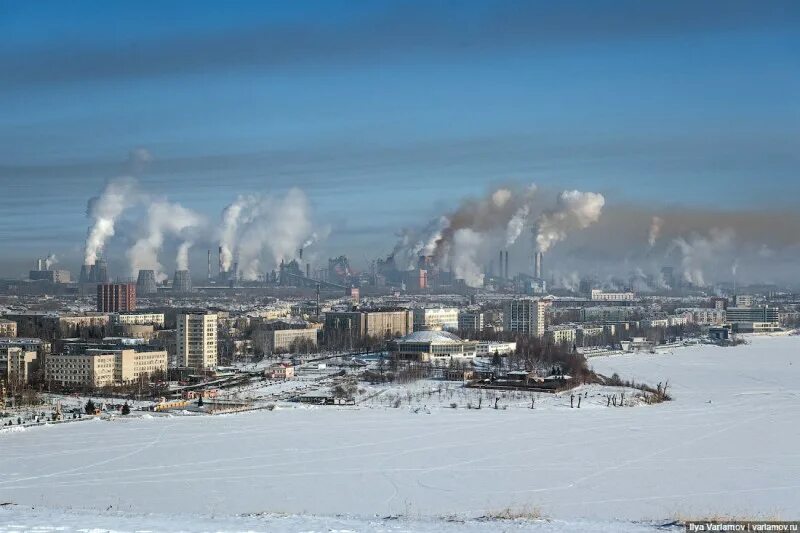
(1, 334, 798, 531)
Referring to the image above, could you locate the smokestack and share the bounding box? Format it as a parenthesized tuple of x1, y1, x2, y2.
(535, 251, 543, 279)
(299, 247, 303, 260)
(79, 264, 91, 283)
(306, 263, 310, 279)
(498, 250, 503, 279)
(207, 250, 212, 281)
(218, 246, 223, 276)
(504, 251, 509, 279)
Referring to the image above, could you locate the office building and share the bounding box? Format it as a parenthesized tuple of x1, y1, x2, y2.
(412, 307, 459, 331)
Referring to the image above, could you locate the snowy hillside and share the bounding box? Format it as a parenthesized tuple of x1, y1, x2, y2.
(1, 334, 798, 530)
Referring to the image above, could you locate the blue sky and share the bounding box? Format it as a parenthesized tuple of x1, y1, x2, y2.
(0, 1, 798, 277)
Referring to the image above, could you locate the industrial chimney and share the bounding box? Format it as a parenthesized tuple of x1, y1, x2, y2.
(504, 251, 509, 279)
(218, 246, 223, 277)
(207, 249, 212, 281)
(534, 251, 543, 279)
(498, 250, 503, 279)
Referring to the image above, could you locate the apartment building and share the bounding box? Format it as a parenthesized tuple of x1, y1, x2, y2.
(0, 318, 17, 337)
(503, 298, 548, 337)
(176, 313, 218, 370)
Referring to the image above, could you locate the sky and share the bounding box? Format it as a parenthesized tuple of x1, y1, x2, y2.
(0, 1, 798, 284)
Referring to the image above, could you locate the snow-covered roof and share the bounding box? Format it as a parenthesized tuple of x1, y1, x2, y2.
(397, 330, 462, 343)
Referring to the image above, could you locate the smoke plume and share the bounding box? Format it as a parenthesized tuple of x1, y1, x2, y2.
(176, 241, 193, 271)
(534, 190, 605, 252)
(127, 200, 203, 280)
(648, 216, 664, 247)
(44, 253, 58, 270)
(84, 177, 139, 265)
(220, 188, 315, 280)
(671, 228, 735, 287)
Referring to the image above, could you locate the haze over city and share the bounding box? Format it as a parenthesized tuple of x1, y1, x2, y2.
(2, 0, 799, 286)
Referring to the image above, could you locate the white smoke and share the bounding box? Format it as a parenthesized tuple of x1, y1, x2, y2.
(127, 200, 203, 281)
(84, 177, 139, 265)
(648, 216, 664, 247)
(535, 190, 605, 252)
(672, 228, 735, 287)
(392, 183, 538, 275)
(176, 241, 193, 271)
(450, 228, 484, 287)
(44, 253, 58, 270)
(219, 196, 255, 272)
(222, 188, 315, 280)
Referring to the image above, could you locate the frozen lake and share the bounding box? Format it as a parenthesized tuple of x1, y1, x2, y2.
(1, 334, 798, 522)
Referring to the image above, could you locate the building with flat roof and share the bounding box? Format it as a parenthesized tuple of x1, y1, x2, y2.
(591, 289, 636, 302)
(503, 298, 548, 337)
(45, 348, 167, 388)
(0, 319, 17, 337)
(458, 311, 485, 333)
(112, 312, 165, 328)
(261, 328, 318, 354)
(177, 313, 218, 370)
(97, 283, 136, 312)
(0, 346, 38, 385)
(412, 307, 459, 331)
(324, 309, 413, 339)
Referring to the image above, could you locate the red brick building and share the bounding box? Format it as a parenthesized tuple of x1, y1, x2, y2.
(97, 283, 136, 312)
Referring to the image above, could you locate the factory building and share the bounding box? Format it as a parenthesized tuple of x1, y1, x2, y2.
(97, 283, 136, 312)
(324, 310, 413, 339)
(412, 307, 459, 331)
(176, 312, 218, 371)
(503, 298, 548, 337)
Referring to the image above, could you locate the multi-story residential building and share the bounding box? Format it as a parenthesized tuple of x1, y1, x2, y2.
(412, 307, 459, 331)
(324, 310, 413, 339)
(261, 328, 318, 354)
(176, 313, 218, 370)
(112, 312, 165, 328)
(45, 348, 168, 388)
(0, 319, 17, 337)
(0, 346, 38, 385)
(546, 325, 577, 345)
(576, 326, 605, 346)
(0, 337, 51, 358)
(590, 289, 636, 302)
(97, 283, 136, 312)
(503, 298, 547, 337)
(458, 311, 485, 333)
(45, 353, 116, 388)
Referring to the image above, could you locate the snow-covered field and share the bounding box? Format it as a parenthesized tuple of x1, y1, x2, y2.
(1, 334, 798, 531)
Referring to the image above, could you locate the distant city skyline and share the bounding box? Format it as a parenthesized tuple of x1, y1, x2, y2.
(1, 1, 799, 285)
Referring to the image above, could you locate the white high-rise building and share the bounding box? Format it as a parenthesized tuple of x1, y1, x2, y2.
(503, 298, 548, 337)
(177, 313, 218, 370)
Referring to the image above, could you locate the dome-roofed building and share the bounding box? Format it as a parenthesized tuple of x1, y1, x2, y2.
(389, 328, 477, 365)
